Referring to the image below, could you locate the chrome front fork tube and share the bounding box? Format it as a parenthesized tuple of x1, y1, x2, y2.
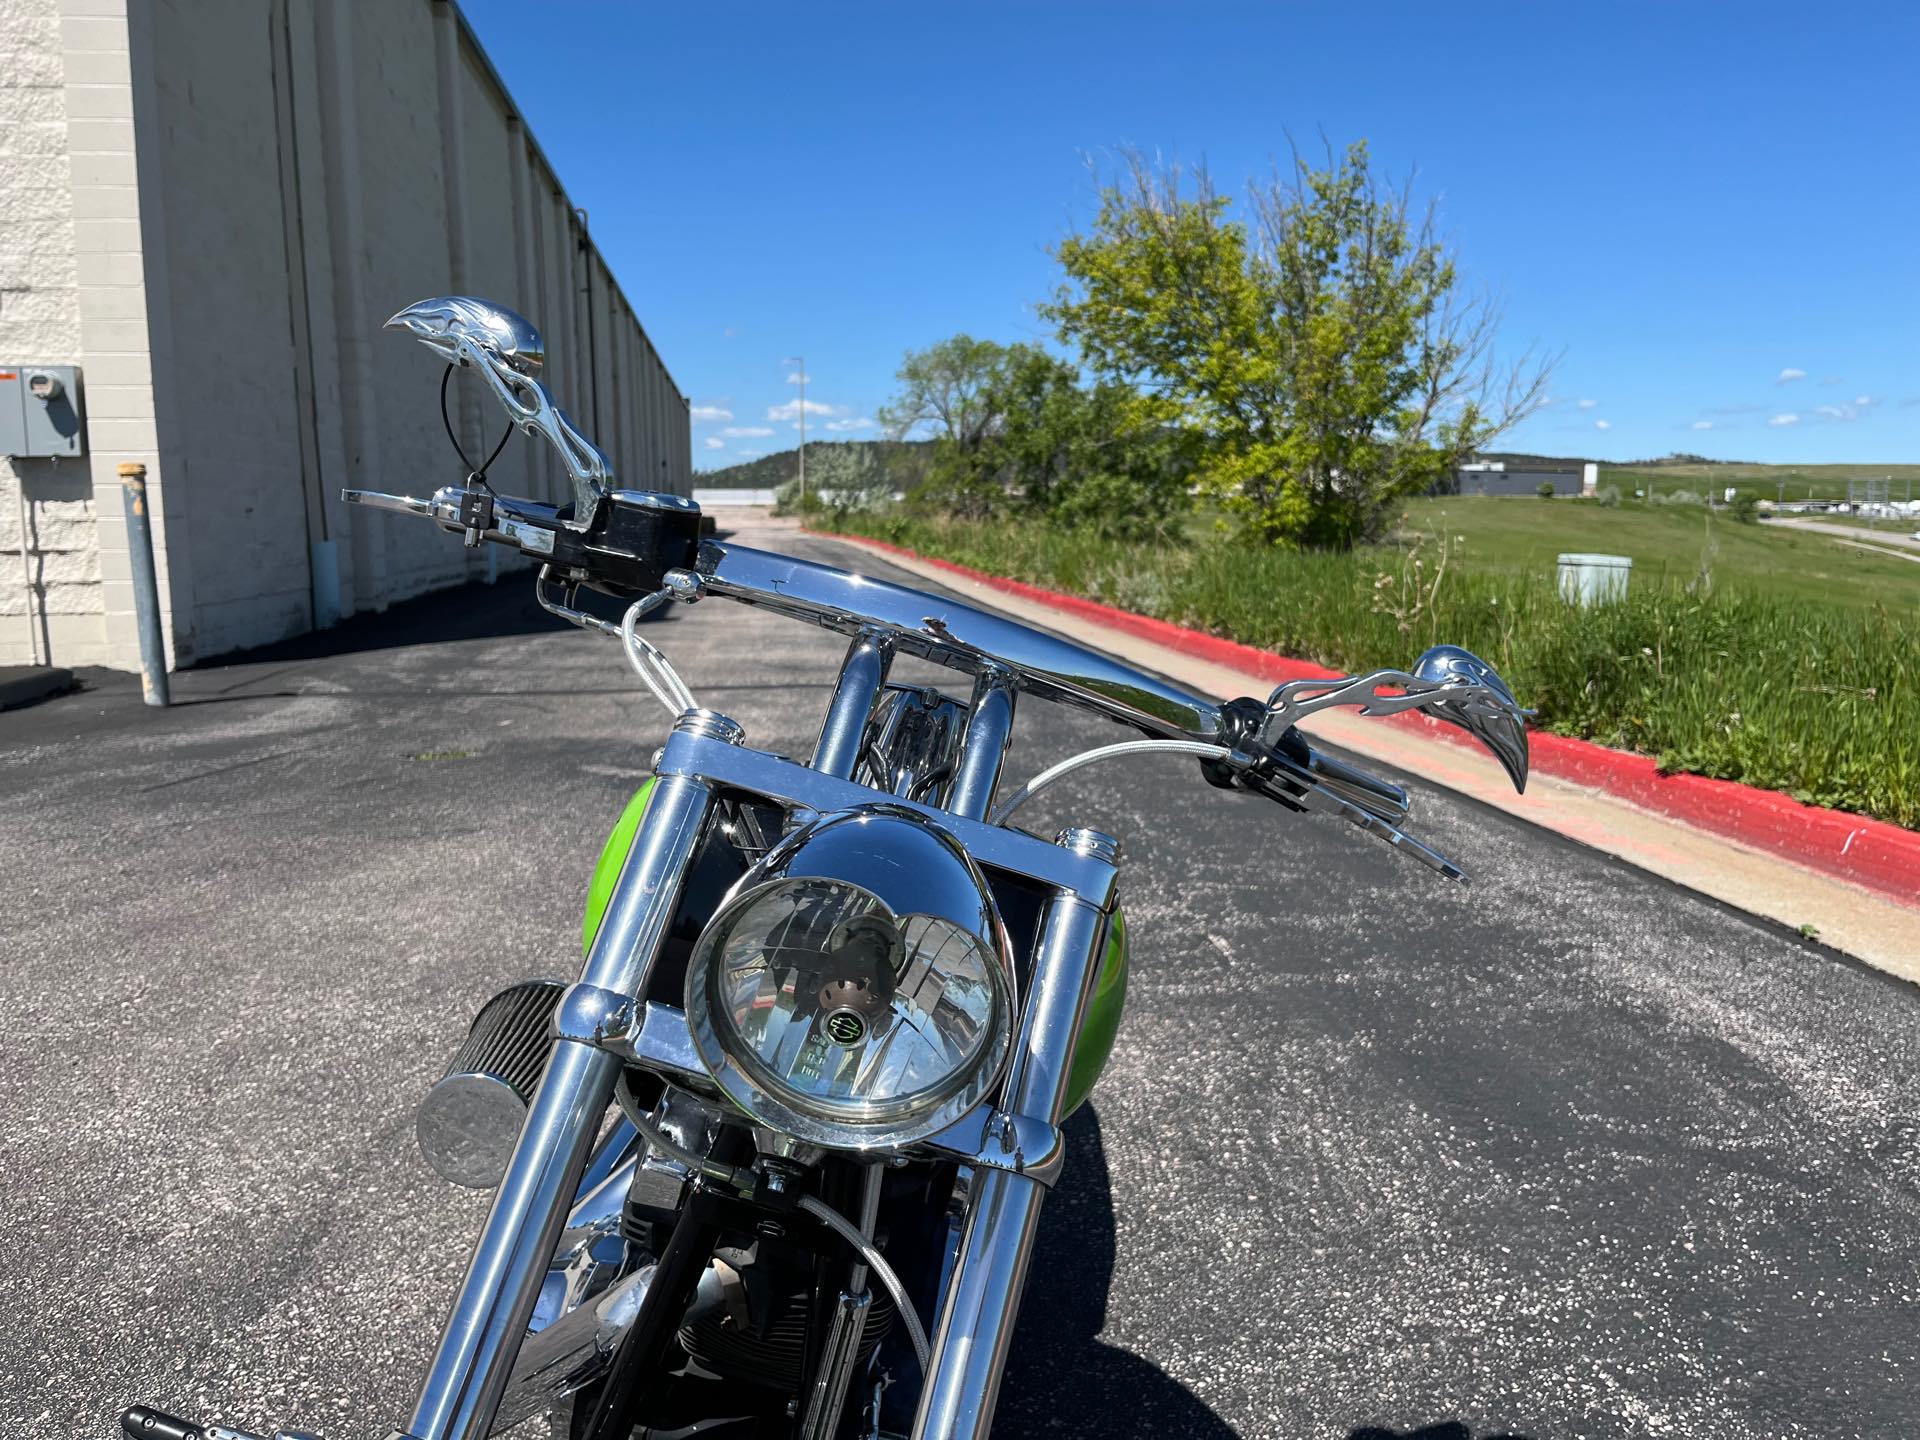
(404, 715, 734, 1440)
(912, 856, 1113, 1440)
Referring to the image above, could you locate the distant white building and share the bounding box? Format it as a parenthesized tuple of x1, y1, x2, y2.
(1449, 459, 1582, 497)
(1, 0, 689, 673)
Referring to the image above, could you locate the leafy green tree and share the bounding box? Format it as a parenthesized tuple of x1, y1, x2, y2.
(881, 335, 1028, 520)
(885, 337, 1192, 536)
(1045, 144, 1550, 548)
(878, 335, 1020, 449)
(982, 350, 1191, 538)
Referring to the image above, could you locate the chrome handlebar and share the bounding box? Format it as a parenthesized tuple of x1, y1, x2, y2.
(694, 539, 1228, 742)
(343, 477, 1533, 882)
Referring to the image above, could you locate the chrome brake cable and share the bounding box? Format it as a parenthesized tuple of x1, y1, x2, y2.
(796, 1193, 932, 1375)
(619, 591, 699, 719)
(532, 567, 699, 720)
(986, 739, 1235, 826)
(611, 1079, 932, 1373)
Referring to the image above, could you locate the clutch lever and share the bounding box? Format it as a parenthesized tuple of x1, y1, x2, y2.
(341, 487, 439, 520)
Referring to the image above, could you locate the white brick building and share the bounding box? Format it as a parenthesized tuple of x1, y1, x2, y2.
(0, 0, 690, 673)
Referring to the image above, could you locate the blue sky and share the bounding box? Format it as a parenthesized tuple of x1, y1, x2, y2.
(461, 1, 1919, 471)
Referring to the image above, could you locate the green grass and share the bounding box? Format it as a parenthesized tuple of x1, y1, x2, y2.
(1403, 496, 1920, 611)
(829, 503, 1920, 829)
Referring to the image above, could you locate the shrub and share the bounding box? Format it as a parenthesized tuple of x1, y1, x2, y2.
(1731, 494, 1761, 524)
(1595, 485, 1622, 508)
(1537, 480, 1556, 500)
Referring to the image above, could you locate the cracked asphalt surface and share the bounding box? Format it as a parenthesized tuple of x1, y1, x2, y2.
(3, 519, 1917, 1440)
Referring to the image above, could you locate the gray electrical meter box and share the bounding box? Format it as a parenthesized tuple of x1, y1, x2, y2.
(0, 364, 86, 458)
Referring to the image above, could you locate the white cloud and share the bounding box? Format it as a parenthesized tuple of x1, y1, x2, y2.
(703, 436, 724, 450)
(1593, 419, 1611, 430)
(1776, 367, 1806, 383)
(824, 417, 875, 433)
(1809, 396, 1879, 423)
(691, 405, 733, 424)
(1768, 413, 1799, 426)
(1576, 398, 1598, 410)
(767, 398, 839, 422)
(786, 371, 812, 386)
(721, 425, 774, 438)
(1691, 420, 1713, 431)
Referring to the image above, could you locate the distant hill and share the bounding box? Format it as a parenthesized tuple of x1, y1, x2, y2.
(1471, 449, 1592, 473)
(696, 439, 933, 489)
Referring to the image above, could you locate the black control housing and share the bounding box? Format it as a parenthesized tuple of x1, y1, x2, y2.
(491, 489, 702, 598)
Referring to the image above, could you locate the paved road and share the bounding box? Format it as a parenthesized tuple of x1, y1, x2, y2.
(1762, 516, 1920, 561)
(3, 520, 1917, 1440)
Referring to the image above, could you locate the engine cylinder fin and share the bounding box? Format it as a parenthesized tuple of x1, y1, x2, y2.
(678, 1285, 895, 1390)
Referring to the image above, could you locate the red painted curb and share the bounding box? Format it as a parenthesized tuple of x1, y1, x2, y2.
(815, 528, 1920, 908)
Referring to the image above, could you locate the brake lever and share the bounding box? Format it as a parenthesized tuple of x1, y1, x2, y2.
(1198, 697, 1464, 879)
(1242, 751, 1468, 883)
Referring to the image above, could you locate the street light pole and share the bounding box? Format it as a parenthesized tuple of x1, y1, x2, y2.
(785, 354, 806, 510)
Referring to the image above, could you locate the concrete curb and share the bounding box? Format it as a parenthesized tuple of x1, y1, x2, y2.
(815, 530, 1920, 909)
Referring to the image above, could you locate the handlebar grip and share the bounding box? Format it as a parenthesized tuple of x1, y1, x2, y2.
(344, 483, 703, 597)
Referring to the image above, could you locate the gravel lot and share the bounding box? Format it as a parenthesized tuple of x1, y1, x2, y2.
(2, 520, 1916, 1440)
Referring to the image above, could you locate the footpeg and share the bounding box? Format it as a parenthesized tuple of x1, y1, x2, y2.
(121, 1409, 205, 1440)
(121, 1407, 324, 1440)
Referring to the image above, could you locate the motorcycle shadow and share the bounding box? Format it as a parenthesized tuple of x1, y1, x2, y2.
(991, 1104, 1241, 1439)
(988, 1109, 1536, 1440)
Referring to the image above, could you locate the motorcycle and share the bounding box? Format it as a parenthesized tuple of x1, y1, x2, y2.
(119, 296, 1531, 1440)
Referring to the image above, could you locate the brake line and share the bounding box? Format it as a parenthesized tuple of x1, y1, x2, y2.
(796, 1193, 932, 1375)
(986, 739, 1235, 825)
(613, 1081, 931, 1373)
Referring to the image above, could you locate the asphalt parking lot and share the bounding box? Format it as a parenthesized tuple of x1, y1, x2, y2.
(2, 520, 1917, 1440)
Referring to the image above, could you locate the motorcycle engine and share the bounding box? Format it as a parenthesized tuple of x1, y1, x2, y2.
(674, 1243, 896, 1389)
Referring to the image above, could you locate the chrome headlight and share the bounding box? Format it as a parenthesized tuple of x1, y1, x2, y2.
(684, 806, 1015, 1149)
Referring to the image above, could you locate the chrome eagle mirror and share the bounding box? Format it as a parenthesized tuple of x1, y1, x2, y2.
(1408, 645, 1531, 792)
(385, 296, 612, 529)
(1260, 643, 1532, 793)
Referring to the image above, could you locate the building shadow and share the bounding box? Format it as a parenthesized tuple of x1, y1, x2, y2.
(991, 1104, 1241, 1439)
(184, 572, 672, 672)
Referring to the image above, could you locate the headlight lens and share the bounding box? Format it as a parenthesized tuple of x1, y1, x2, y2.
(686, 807, 1014, 1148)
